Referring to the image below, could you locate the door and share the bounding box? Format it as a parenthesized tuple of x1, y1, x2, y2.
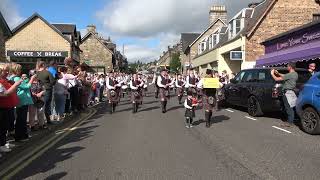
(314, 74, 320, 112)
(226, 70, 246, 105)
(238, 70, 256, 107)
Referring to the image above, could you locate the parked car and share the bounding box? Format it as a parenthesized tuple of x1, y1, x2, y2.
(296, 72, 320, 135)
(223, 67, 311, 117)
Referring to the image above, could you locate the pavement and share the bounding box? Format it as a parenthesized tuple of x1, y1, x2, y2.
(2, 89, 320, 180)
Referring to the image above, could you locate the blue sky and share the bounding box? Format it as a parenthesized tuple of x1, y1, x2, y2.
(1, 0, 251, 62)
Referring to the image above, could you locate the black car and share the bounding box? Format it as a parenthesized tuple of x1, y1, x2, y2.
(223, 67, 311, 117)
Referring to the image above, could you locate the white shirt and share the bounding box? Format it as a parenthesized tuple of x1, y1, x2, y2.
(99, 78, 105, 86)
(54, 78, 67, 95)
(185, 76, 197, 88)
(184, 99, 192, 109)
(157, 75, 166, 88)
(106, 77, 116, 90)
(129, 80, 142, 90)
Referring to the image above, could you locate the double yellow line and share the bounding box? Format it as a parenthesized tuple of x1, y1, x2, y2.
(0, 108, 97, 179)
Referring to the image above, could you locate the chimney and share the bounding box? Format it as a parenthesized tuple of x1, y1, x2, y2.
(209, 5, 227, 25)
(87, 25, 96, 33)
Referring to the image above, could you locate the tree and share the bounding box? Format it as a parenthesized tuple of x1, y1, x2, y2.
(169, 53, 181, 73)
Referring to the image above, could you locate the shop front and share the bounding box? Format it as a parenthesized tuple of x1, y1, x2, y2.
(256, 21, 320, 70)
(5, 13, 80, 73)
(7, 50, 68, 73)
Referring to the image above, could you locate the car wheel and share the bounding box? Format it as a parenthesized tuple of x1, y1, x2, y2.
(301, 107, 320, 135)
(247, 96, 263, 117)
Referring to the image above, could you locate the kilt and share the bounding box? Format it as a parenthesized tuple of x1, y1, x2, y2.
(107, 89, 118, 102)
(203, 94, 216, 111)
(188, 87, 197, 95)
(131, 90, 142, 102)
(177, 87, 184, 96)
(185, 109, 195, 118)
(159, 88, 169, 100)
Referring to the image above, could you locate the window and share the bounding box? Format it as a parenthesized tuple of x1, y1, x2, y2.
(209, 35, 213, 49)
(229, 19, 243, 39)
(234, 71, 246, 83)
(243, 71, 255, 83)
(198, 39, 207, 54)
(258, 72, 266, 81)
(235, 19, 241, 34)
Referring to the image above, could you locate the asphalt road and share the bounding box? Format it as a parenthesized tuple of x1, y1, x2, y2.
(9, 89, 320, 180)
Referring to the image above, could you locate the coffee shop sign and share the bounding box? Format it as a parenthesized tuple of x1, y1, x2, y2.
(277, 32, 320, 50)
(7, 51, 68, 57)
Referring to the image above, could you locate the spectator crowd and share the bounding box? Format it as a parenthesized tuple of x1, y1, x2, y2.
(0, 59, 107, 158)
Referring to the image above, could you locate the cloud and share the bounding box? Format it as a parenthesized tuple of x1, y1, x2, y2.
(124, 44, 159, 63)
(0, 0, 24, 28)
(96, 0, 254, 62)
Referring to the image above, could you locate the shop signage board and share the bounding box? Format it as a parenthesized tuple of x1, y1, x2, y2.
(276, 31, 320, 51)
(230, 51, 243, 60)
(265, 26, 320, 54)
(7, 51, 68, 57)
(203, 78, 220, 88)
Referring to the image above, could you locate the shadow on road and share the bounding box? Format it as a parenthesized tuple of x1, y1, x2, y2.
(11, 104, 113, 179)
(212, 115, 230, 123)
(167, 105, 184, 112)
(44, 172, 67, 180)
(138, 106, 159, 113)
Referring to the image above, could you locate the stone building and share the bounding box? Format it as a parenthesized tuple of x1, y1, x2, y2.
(188, 5, 227, 74)
(0, 11, 12, 62)
(5, 13, 81, 73)
(190, 0, 320, 75)
(80, 25, 115, 74)
(158, 44, 181, 69)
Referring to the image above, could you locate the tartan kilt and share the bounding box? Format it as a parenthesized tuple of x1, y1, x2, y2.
(188, 87, 197, 95)
(131, 90, 142, 102)
(159, 88, 169, 100)
(185, 109, 195, 118)
(177, 87, 184, 96)
(107, 90, 118, 102)
(203, 94, 216, 111)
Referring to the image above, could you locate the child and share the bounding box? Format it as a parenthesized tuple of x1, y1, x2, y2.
(184, 91, 198, 128)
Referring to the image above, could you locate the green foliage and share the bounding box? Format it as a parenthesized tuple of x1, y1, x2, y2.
(169, 53, 181, 73)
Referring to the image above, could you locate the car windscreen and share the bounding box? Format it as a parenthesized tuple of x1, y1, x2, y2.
(278, 70, 311, 83)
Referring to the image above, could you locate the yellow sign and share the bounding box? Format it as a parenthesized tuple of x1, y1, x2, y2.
(203, 78, 219, 88)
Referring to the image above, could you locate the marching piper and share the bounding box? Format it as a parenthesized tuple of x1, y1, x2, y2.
(106, 71, 119, 114)
(185, 70, 198, 96)
(129, 73, 143, 113)
(197, 69, 217, 128)
(175, 74, 185, 104)
(157, 69, 170, 113)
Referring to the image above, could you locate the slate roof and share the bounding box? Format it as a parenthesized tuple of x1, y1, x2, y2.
(181, 33, 200, 53)
(11, 13, 71, 43)
(244, 0, 276, 37)
(81, 32, 114, 55)
(194, 0, 275, 58)
(52, 24, 76, 34)
(0, 11, 11, 37)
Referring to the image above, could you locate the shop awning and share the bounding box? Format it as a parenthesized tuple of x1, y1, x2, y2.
(256, 41, 320, 67)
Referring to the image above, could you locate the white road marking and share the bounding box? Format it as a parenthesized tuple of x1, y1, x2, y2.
(225, 109, 234, 113)
(272, 126, 292, 134)
(245, 116, 258, 121)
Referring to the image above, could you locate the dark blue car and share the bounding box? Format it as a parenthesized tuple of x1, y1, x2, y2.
(296, 72, 320, 135)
